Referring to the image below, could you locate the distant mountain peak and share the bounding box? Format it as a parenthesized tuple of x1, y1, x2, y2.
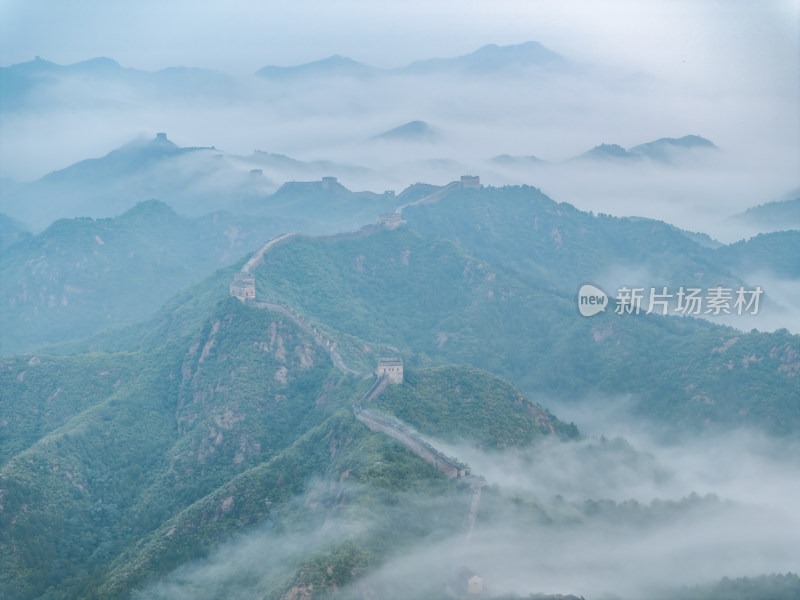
(629, 135, 717, 161)
(575, 143, 637, 162)
(372, 120, 440, 143)
(7, 56, 123, 74)
(317, 54, 360, 66)
(120, 198, 178, 220)
(38, 133, 200, 187)
(73, 56, 121, 70)
(573, 135, 718, 164)
(254, 41, 568, 80)
(256, 54, 375, 78)
(404, 40, 567, 75)
(490, 154, 545, 166)
(469, 41, 564, 63)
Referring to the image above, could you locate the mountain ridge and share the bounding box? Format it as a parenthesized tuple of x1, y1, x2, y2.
(256, 54, 376, 79)
(573, 135, 717, 164)
(1, 186, 798, 598)
(1, 292, 575, 598)
(254, 41, 569, 79)
(0, 57, 233, 112)
(0, 199, 288, 355)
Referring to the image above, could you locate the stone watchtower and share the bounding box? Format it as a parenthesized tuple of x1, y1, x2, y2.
(378, 212, 403, 229)
(377, 358, 403, 384)
(460, 175, 480, 189)
(230, 273, 255, 302)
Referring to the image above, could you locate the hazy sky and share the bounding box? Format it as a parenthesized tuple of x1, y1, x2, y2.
(1, 0, 797, 88)
(1, 0, 797, 231)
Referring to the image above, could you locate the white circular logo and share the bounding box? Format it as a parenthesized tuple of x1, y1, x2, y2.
(578, 284, 608, 317)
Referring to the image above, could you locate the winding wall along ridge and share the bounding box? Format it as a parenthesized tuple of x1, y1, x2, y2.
(239, 208, 486, 546)
(250, 300, 361, 376)
(353, 375, 468, 479)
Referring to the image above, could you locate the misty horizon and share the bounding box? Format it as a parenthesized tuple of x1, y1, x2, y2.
(2, 30, 797, 247)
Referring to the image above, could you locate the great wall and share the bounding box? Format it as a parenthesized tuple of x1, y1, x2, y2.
(249, 293, 478, 485)
(250, 300, 360, 377)
(233, 175, 487, 482)
(230, 175, 479, 301)
(353, 374, 470, 479)
(235, 176, 488, 592)
(379, 178, 469, 229)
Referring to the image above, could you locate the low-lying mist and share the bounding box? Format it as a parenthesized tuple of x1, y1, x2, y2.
(134, 477, 464, 600)
(2, 57, 796, 244)
(138, 407, 800, 599)
(351, 420, 800, 599)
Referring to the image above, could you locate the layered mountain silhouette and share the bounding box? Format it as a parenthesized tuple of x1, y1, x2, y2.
(0, 134, 273, 229)
(0, 56, 233, 110)
(629, 134, 717, 160)
(489, 154, 546, 166)
(573, 135, 717, 163)
(0, 131, 726, 233)
(730, 195, 800, 232)
(40, 133, 208, 184)
(255, 41, 569, 80)
(256, 54, 376, 79)
(2, 42, 573, 127)
(401, 41, 568, 75)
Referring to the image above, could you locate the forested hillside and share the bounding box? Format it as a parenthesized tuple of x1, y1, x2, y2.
(2, 187, 797, 599)
(1, 295, 577, 599)
(249, 226, 799, 436)
(0, 200, 287, 355)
